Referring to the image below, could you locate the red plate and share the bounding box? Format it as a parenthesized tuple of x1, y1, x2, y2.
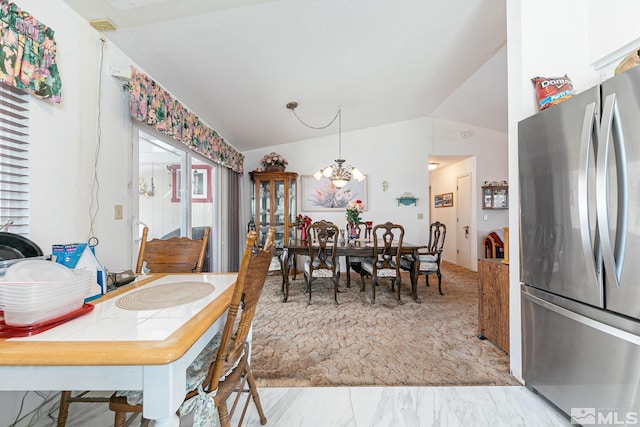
(0, 304, 94, 338)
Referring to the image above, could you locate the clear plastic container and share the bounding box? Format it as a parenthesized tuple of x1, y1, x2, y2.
(3, 298, 85, 327)
(0, 270, 92, 313)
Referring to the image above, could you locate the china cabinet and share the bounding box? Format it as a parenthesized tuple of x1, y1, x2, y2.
(481, 185, 508, 209)
(249, 171, 298, 247)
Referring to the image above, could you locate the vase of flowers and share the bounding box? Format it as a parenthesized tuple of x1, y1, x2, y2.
(261, 152, 288, 172)
(345, 199, 364, 239)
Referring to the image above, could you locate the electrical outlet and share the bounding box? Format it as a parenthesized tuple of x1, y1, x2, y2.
(114, 204, 123, 220)
(483, 214, 488, 221)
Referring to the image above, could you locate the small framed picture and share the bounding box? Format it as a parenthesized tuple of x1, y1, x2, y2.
(434, 194, 443, 208)
(442, 192, 454, 207)
(170, 164, 213, 203)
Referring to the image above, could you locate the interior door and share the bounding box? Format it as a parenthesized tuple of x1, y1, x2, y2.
(456, 174, 472, 269)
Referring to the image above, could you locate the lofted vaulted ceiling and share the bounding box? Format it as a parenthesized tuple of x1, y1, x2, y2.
(61, 0, 507, 152)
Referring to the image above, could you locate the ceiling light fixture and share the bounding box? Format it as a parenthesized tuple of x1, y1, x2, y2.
(286, 101, 364, 188)
(428, 162, 439, 171)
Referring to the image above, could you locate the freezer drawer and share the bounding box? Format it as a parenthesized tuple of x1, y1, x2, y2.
(522, 285, 640, 417)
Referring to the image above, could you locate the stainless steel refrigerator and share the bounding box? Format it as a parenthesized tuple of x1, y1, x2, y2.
(519, 65, 640, 418)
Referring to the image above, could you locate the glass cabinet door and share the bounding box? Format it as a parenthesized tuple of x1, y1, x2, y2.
(273, 179, 286, 243)
(249, 171, 298, 247)
(493, 187, 508, 208)
(483, 187, 493, 209)
(288, 180, 297, 243)
(482, 186, 508, 209)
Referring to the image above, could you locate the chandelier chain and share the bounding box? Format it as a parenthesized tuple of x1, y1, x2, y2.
(290, 107, 343, 159)
(290, 107, 340, 130)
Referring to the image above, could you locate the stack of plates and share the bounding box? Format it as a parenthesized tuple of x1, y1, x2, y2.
(0, 260, 92, 327)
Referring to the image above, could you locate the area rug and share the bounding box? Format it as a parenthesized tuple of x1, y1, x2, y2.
(251, 262, 519, 387)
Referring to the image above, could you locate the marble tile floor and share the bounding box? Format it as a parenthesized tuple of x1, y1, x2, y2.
(20, 385, 571, 427)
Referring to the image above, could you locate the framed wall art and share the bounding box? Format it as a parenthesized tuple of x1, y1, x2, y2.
(442, 192, 454, 207)
(434, 194, 443, 208)
(170, 164, 213, 203)
(301, 175, 367, 211)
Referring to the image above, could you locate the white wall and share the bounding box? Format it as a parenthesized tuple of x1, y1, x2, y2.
(17, 0, 141, 274)
(588, 0, 640, 69)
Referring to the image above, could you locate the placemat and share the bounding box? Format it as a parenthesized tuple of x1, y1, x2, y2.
(116, 282, 214, 310)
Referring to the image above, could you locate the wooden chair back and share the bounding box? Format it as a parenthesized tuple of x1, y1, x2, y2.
(372, 221, 405, 272)
(135, 226, 210, 274)
(427, 221, 446, 261)
(307, 220, 339, 274)
(303, 220, 340, 304)
(201, 228, 275, 402)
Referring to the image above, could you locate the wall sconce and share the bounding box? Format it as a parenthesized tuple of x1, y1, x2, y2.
(428, 163, 439, 171)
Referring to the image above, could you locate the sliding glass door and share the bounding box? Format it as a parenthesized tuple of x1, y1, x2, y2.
(136, 129, 218, 271)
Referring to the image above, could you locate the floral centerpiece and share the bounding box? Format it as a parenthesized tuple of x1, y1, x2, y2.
(345, 199, 364, 224)
(260, 152, 288, 172)
(295, 214, 313, 228)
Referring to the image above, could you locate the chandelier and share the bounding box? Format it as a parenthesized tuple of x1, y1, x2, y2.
(286, 102, 364, 188)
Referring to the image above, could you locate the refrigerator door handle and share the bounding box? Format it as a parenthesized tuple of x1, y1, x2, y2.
(597, 93, 628, 289)
(578, 102, 600, 282)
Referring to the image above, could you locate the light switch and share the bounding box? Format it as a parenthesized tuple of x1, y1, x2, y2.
(114, 204, 123, 220)
(417, 213, 424, 220)
(483, 214, 488, 221)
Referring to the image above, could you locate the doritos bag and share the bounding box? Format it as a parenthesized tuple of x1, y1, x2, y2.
(531, 75, 574, 111)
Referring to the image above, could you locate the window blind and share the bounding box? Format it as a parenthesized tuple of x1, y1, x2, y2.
(0, 81, 29, 235)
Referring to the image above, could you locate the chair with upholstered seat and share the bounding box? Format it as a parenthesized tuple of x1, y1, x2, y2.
(56, 225, 211, 426)
(400, 221, 446, 296)
(304, 220, 340, 305)
(108, 228, 275, 427)
(360, 222, 405, 304)
(135, 226, 210, 274)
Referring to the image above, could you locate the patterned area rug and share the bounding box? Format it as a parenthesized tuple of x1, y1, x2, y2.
(251, 261, 519, 387)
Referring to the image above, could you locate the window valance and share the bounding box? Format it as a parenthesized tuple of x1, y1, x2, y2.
(128, 67, 244, 174)
(0, 1, 62, 103)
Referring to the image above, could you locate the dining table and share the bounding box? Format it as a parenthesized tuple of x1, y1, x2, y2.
(0, 272, 237, 427)
(280, 238, 422, 303)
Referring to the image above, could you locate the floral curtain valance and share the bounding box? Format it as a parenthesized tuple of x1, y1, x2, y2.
(0, 1, 62, 103)
(128, 67, 244, 174)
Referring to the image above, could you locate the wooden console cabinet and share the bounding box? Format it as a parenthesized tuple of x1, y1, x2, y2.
(478, 258, 509, 353)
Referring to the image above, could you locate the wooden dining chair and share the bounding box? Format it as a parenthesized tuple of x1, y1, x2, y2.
(360, 222, 405, 304)
(304, 220, 340, 305)
(135, 226, 210, 274)
(56, 226, 211, 426)
(108, 228, 275, 427)
(400, 221, 446, 296)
